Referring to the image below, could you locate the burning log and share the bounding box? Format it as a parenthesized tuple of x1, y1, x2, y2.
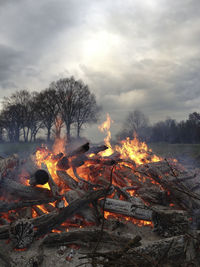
(56, 170, 78, 190)
(9, 218, 34, 249)
(41, 163, 60, 197)
(71, 154, 88, 168)
(68, 142, 90, 157)
(98, 198, 152, 221)
(36, 188, 107, 236)
(56, 156, 69, 170)
(0, 198, 57, 213)
(0, 178, 53, 200)
(42, 228, 133, 248)
(29, 169, 49, 186)
(87, 145, 108, 155)
(152, 206, 189, 237)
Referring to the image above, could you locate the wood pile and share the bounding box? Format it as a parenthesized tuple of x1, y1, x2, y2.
(0, 142, 200, 266)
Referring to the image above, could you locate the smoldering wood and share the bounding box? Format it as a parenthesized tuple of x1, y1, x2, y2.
(42, 228, 132, 247)
(71, 154, 88, 168)
(98, 198, 152, 221)
(43, 203, 56, 213)
(36, 188, 106, 236)
(56, 170, 78, 190)
(136, 160, 184, 176)
(152, 206, 189, 237)
(0, 198, 56, 213)
(33, 206, 45, 216)
(65, 190, 96, 222)
(136, 186, 169, 206)
(146, 167, 200, 210)
(9, 219, 34, 249)
(0, 178, 53, 200)
(115, 167, 144, 187)
(125, 232, 200, 266)
(72, 167, 103, 190)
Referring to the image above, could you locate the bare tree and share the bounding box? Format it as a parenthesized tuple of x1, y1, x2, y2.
(2, 90, 43, 142)
(0, 104, 22, 142)
(51, 76, 100, 139)
(74, 83, 101, 137)
(35, 88, 59, 141)
(124, 110, 149, 133)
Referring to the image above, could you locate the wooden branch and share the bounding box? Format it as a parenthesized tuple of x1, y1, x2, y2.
(98, 198, 152, 221)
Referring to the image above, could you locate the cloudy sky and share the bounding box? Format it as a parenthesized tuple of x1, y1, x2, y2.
(0, 0, 200, 141)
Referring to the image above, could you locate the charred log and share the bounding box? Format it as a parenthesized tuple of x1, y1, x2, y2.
(56, 170, 78, 190)
(9, 219, 34, 249)
(98, 198, 152, 221)
(152, 206, 189, 237)
(29, 169, 49, 186)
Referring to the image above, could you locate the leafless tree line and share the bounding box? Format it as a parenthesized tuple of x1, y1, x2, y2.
(117, 110, 200, 144)
(0, 77, 101, 143)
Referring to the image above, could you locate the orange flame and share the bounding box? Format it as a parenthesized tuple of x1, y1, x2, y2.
(98, 114, 114, 157)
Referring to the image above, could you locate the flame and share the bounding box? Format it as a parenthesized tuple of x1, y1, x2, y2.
(98, 114, 114, 157)
(7, 117, 166, 231)
(115, 132, 161, 165)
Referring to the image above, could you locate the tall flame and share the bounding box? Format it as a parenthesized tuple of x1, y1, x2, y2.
(98, 114, 114, 157)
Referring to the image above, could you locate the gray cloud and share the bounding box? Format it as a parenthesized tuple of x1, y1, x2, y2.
(0, 0, 200, 141)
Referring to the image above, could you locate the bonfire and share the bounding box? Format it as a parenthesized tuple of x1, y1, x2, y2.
(0, 115, 200, 267)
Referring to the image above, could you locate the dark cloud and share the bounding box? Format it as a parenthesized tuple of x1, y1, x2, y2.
(0, 0, 200, 141)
